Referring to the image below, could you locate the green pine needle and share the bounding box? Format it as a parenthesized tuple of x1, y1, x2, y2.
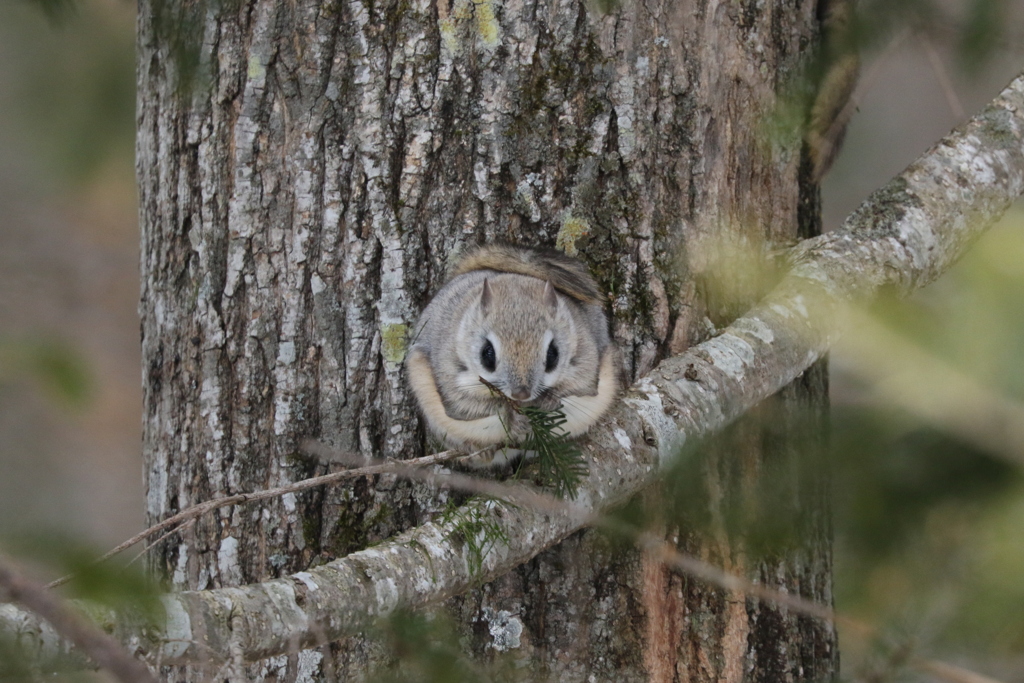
(520, 406, 588, 499)
(478, 377, 590, 498)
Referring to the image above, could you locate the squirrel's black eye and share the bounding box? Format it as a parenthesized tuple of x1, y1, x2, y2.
(545, 340, 559, 373)
(480, 339, 497, 372)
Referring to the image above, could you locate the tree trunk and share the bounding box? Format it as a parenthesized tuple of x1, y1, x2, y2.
(137, 0, 836, 679)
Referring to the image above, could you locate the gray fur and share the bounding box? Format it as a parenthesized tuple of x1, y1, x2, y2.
(407, 246, 619, 450)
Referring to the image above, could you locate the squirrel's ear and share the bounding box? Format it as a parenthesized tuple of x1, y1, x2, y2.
(480, 278, 492, 315)
(543, 280, 558, 314)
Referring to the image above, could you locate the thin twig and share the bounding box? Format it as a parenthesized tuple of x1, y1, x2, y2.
(301, 441, 572, 516)
(46, 448, 467, 588)
(919, 33, 966, 120)
(815, 28, 910, 182)
(125, 519, 199, 570)
(0, 555, 157, 683)
(914, 660, 1006, 683)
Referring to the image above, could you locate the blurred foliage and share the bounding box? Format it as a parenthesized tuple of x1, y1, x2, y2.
(831, 209, 1024, 669)
(0, 632, 94, 682)
(833, 414, 1017, 561)
(0, 531, 163, 680)
(605, 211, 1024, 675)
(766, 0, 1019, 184)
(850, 0, 1016, 73)
(610, 420, 817, 562)
(0, 340, 91, 407)
(3, 0, 133, 185)
(22, 0, 79, 25)
(1, 531, 163, 622)
(368, 609, 524, 683)
(869, 211, 1024, 394)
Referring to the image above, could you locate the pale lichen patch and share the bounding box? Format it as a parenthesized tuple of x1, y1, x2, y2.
(483, 608, 523, 651)
(277, 341, 297, 365)
(381, 323, 409, 364)
(439, 16, 460, 56)
(556, 214, 591, 256)
(262, 581, 309, 634)
(247, 54, 265, 80)
(159, 595, 193, 660)
(172, 544, 189, 586)
(217, 537, 242, 586)
(789, 295, 809, 319)
(734, 316, 774, 345)
(293, 572, 319, 591)
(623, 378, 685, 464)
(702, 334, 754, 381)
(374, 577, 400, 613)
(474, 0, 500, 49)
(296, 649, 323, 683)
(613, 427, 632, 451)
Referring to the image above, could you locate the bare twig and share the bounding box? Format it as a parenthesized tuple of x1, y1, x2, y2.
(47, 448, 467, 588)
(0, 556, 156, 683)
(125, 519, 199, 570)
(812, 28, 909, 182)
(914, 660, 1005, 683)
(301, 441, 574, 516)
(919, 33, 966, 120)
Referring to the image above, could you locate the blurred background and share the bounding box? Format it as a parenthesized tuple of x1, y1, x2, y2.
(0, 0, 137, 545)
(1, 0, 1024, 679)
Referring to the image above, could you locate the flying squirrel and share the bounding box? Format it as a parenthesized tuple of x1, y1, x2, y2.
(406, 245, 622, 462)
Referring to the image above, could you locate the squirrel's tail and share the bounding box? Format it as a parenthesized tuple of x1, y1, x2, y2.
(450, 244, 604, 305)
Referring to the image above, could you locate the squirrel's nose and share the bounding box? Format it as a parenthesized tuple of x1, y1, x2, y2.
(510, 386, 531, 401)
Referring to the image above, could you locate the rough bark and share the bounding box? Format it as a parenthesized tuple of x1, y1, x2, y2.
(134, 0, 834, 678)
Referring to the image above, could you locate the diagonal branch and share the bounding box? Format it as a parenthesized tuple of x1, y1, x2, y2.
(3, 72, 1024, 668)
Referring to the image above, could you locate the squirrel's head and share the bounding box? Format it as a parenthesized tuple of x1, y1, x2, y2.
(455, 274, 591, 405)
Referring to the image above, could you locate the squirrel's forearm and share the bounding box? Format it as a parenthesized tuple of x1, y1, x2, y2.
(560, 347, 621, 437)
(406, 348, 508, 446)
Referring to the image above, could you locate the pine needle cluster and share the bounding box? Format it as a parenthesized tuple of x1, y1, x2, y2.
(439, 500, 511, 576)
(519, 406, 588, 498)
(478, 377, 589, 498)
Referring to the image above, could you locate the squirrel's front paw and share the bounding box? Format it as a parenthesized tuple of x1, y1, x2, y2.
(457, 445, 533, 471)
(523, 394, 562, 412)
(505, 409, 533, 443)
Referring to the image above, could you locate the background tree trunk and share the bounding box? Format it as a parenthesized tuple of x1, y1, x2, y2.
(138, 0, 836, 678)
